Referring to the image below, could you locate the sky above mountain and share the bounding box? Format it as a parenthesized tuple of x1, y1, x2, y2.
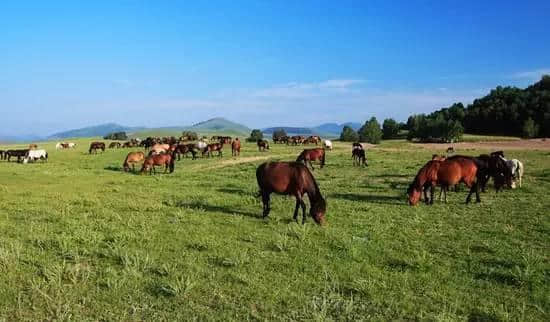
(1, 1, 549, 136)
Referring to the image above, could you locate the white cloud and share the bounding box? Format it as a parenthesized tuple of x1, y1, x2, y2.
(510, 68, 550, 80)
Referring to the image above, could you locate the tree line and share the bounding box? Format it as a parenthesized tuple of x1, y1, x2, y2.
(407, 75, 550, 141)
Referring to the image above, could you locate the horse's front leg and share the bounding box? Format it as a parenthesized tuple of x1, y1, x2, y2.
(300, 199, 307, 224)
(293, 199, 300, 223)
(429, 184, 435, 205)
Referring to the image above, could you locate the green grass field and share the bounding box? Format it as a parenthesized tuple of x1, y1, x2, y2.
(0, 139, 548, 320)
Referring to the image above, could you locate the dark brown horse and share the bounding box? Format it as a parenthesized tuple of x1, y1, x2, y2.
(352, 148, 367, 166)
(296, 148, 325, 170)
(89, 142, 105, 154)
(232, 138, 241, 156)
(408, 156, 481, 205)
(123, 151, 145, 172)
(257, 139, 269, 151)
(140, 153, 175, 174)
(5, 149, 29, 162)
(256, 162, 326, 225)
(109, 142, 121, 149)
(174, 144, 198, 160)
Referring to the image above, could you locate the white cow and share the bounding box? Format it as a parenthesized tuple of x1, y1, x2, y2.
(23, 149, 48, 163)
(323, 140, 333, 150)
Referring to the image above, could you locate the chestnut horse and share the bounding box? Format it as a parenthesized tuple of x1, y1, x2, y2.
(257, 139, 269, 151)
(140, 153, 175, 175)
(296, 148, 325, 170)
(205, 142, 223, 157)
(232, 138, 241, 156)
(408, 156, 481, 205)
(123, 151, 145, 172)
(89, 142, 105, 154)
(256, 162, 326, 225)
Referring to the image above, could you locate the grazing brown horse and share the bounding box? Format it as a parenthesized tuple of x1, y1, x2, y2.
(123, 151, 145, 172)
(408, 156, 482, 205)
(140, 153, 175, 175)
(232, 138, 241, 156)
(257, 139, 269, 151)
(109, 142, 121, 149)
(89, 142, 105, 154)
(296, 148, 325, 170)
(205, 142, 224, 157)
(256, 162, 326, 225)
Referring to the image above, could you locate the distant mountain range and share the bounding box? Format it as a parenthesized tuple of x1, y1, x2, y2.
(0, 118, 361, 142)
(262, 122, 361, 136)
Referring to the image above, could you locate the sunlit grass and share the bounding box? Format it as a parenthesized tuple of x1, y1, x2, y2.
(0, 138, 548, 320)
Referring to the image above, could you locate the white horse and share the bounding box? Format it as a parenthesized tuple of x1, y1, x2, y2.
(323, 140, 333, 151)
(23, 149, 48, 163)
(500, 156, 524, 188)
(68, 142, 76, 148)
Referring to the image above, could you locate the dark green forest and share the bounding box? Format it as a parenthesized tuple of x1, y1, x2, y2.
(406, 75, 550, 141)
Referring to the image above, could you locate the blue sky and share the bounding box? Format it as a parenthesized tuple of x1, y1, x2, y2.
(1, 1, 549, 136)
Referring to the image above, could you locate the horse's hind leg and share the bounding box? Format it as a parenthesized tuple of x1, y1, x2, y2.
(262, 192, 271, 218)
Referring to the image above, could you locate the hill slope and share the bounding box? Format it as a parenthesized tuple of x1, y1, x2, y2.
(48, 123, 145, 139)
(186, 117, 250, 133)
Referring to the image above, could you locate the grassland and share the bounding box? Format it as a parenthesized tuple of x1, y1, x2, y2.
(0, 138, 548, 320)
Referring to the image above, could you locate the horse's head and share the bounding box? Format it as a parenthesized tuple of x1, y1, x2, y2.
(310, 197, 327, 225)
(492, 156, 513, 188)
(407, 183, 421, 206)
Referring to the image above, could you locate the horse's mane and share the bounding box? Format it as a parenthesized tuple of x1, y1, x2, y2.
(411, 160, 441, 190)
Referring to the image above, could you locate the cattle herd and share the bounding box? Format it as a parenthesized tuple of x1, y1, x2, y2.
(0, 135, 525, 225)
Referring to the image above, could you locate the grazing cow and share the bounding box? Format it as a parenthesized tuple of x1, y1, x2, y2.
(23, 149, 48, 163)
(123, 151, 145, 172)
(89, 142, 105, 154)
(323, 140, 333, 151)
(256, 162, 326, 225)
(296, 148, 325, 170)
(232, 138, 241, 156)
(257, 139, 269, 151)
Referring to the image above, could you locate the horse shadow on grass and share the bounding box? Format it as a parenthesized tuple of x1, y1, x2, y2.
(104, 165, 142, 175)
(216, 187, 251, 196)
(175, 200, 259, 219)
(330, 193, 404, 205)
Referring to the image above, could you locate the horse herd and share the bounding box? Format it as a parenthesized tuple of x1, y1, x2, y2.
(1, 136, 525, 226)
(0, 144, 49, 163)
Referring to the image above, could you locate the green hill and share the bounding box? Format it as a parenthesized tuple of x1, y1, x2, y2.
(129, 118, 251, 138)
